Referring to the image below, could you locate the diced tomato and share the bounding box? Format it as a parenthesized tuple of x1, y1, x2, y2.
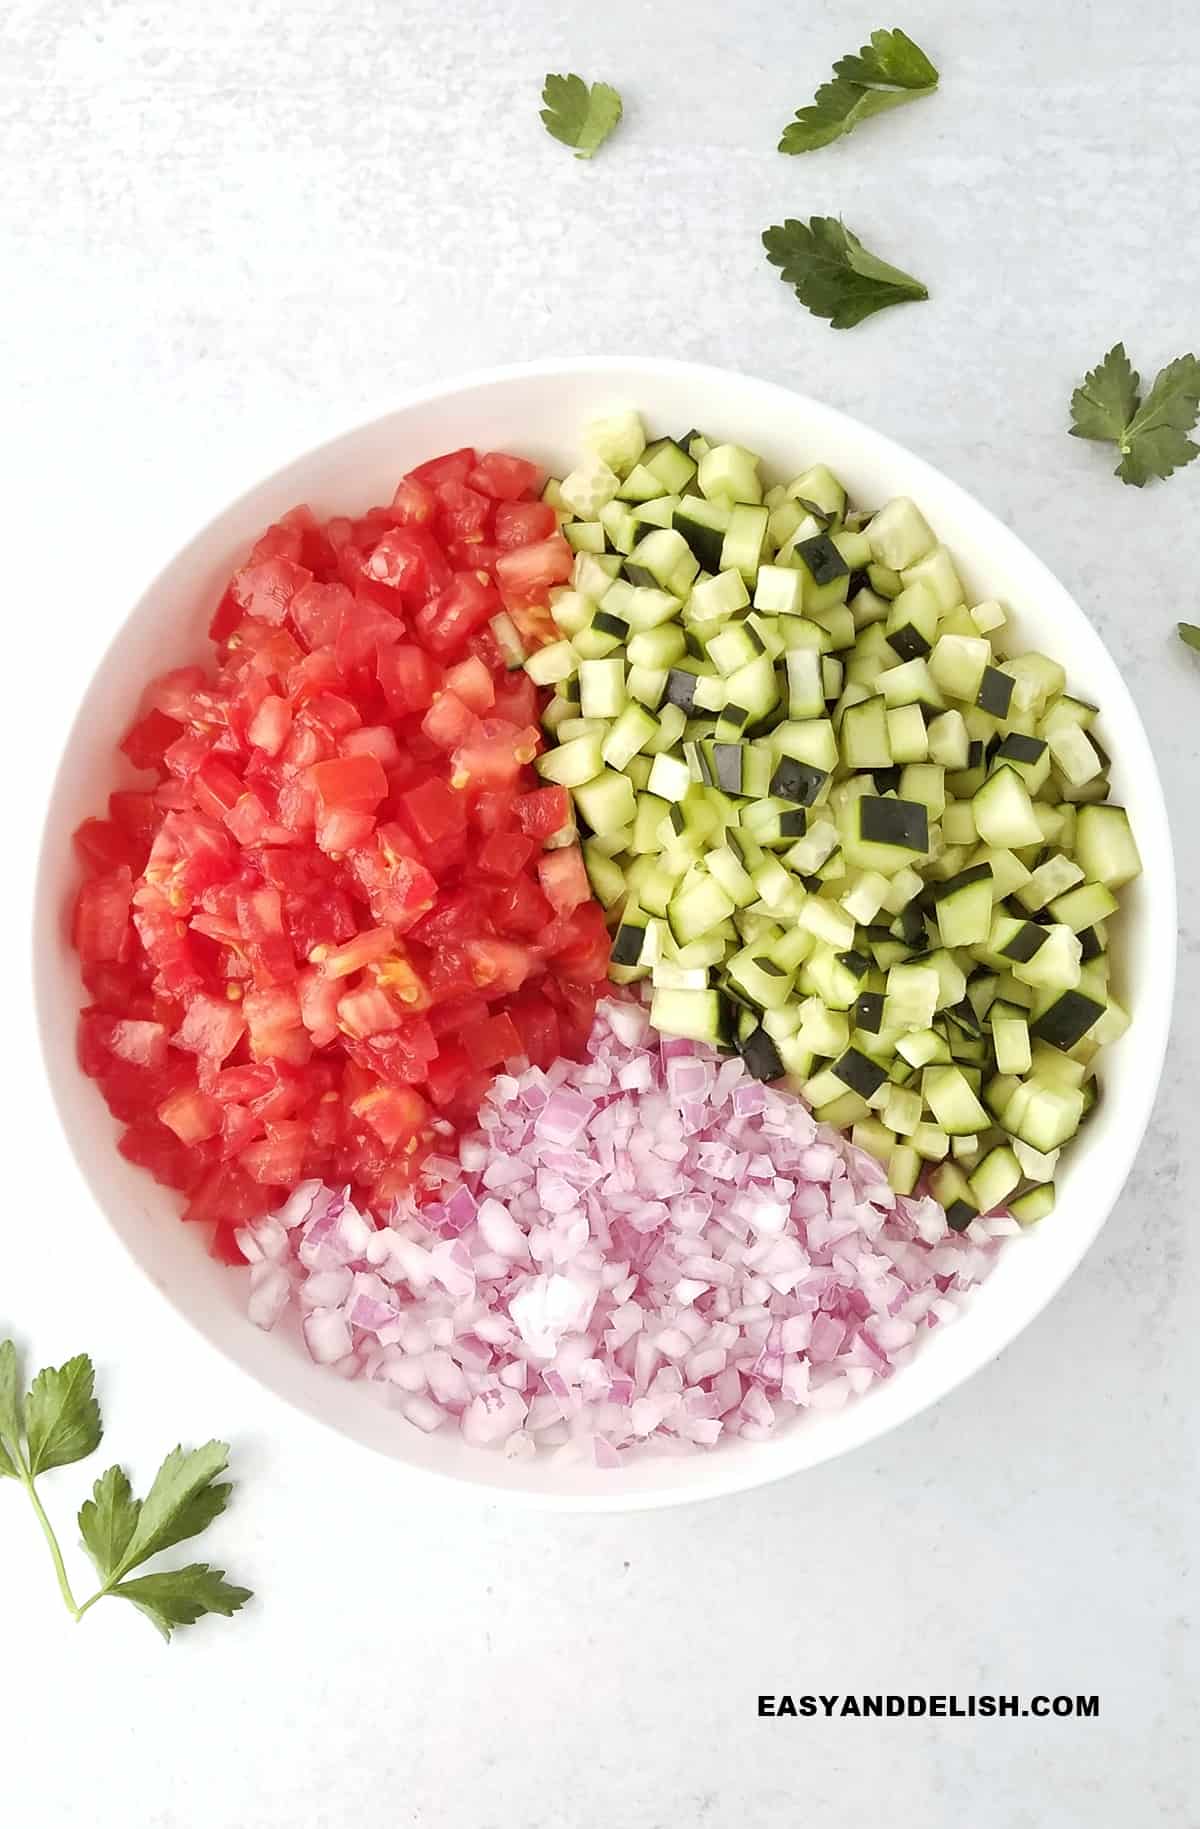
(109, 790, 160, 847)
(182, 1163, 262, 1225)
(490, 669, 540, 728)
(538, 845, 591, 915)
(420, 689, 480, 752)
(390, 476, 436, 525)
(462, 1011, 523, 1071)
(320, 925, 396, 979)
(289, 580, 352, 651)
(494, 536, 573, 605)
(348, 830, 437, 931)
(70, 435, 611, 1229)
(377, 643, 440, 718)
(465, 937, 537, 996)
(415, 572, 498, 658)
(515, 784, 572, 841)
(336, 983, 405, 1039)
(209, 1222, 250, 1264)
(174, 992, 246, 1064)
(335, 593, 403, 676)
(423, 1039, 469, 1109)
(363, 527, 451, 602)
(309, 754, 389, 813)
(158, 1087, 222, 1144)
(241, 1121, 308, 1186)
(244, 986, 310, 1063)
(451, 721, 539, 791)
(209, 588, 242, 644)
(442, 654, 495, 713)
(476, 829, 536, 879)
(315, 807, 376, 856)
(408, 448, 476, 489)
(351, 1083, 429, 1150)
(147, 666, 207, 720)
(489, 874, 554, 939)
(209, 1063, 276, 1103)
(546, 899, 611, 982)
(74, 817, 142, 876)
(236, 885, 296, 986)
(494, 501, 558, 549)
(232, 556, 313, 625)
(401, 777, 466, 848)
(191, 759, 244, 822)
(468, 452, 541, 502)
(427, 993, 490, 1037)
(120, 1118, 211, 1192)
(247, 694, 293, 756)
(436, 480, 493, 547)
(120, 708, 181, 772)
(73, 869, 133, 963)
(340, 724, 402, 768)
(507, 988, 562, 1069)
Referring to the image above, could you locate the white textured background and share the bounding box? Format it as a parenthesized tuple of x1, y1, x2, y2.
(2, 2, 1197, 1822)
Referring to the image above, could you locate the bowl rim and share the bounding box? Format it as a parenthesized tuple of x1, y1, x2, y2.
(34, 355, 1178, 1512)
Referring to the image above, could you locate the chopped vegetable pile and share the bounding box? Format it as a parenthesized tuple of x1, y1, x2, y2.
(243, 998, 1010, 1460)
(71, 446, 611, 1261)
(529, 410, 1141, 1229)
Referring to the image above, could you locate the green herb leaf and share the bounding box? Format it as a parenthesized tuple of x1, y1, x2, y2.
(1069, 343, 1140, 444)
(78, 1465, 142, 1582)
(1117, 355, 1200, 487)
(1070, 344, 1200, 486)
(834, 26, 939, 87)
(113, 1441, 231, 1579)
(763, 217, 928, 329)
(24, 1354, 102, 1476)
(0, 1339, 23, 1477)
(780, 27, 938, 154)
(110, 1564, 253, 1642)
(1177, 623, 1200, 652)
(540, 73, 623, 160)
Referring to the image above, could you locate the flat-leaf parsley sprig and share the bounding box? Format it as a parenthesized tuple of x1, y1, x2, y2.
(1069, 342, 1200, 486)
(0, 1338, 251, 1642)
(763, 216, 928, 329)
(540, 74, 623, 159)
(779, 27, 939, 154)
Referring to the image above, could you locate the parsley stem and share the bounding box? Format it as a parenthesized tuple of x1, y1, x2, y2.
(20, 1472, 81, 1618)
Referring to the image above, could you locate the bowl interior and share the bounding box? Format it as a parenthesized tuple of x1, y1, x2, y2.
(34, 359, 1176, 1510)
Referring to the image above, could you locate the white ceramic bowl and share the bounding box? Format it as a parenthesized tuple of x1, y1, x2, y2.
(34, 359, 1176, 1511)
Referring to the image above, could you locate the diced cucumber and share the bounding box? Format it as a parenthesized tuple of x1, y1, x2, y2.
(1074, 804, 1142, 890)
(698, 443, 763, 507)
(1010, 1183, 1056, 1224)
(866, 498, 935, 570)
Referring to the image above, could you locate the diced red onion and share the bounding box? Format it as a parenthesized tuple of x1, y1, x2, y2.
(240, 996, 1006, 1462)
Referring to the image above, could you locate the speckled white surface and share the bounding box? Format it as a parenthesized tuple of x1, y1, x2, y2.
(1, 1, 1197, 1822)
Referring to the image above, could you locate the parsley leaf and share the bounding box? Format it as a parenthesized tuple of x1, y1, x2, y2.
(2, 1336, 252, 1642)
(1177, 623, 1200, 653)
(110, 1564, 252, 1643)
(112, 1441, 232, 1578)
(1068, 342, 1140, 444)
(78, 1465, 141, 1582)
(780, 27, 938, 154)
(0, 1339, 23, 1478)
(1070, 344, 1200, 485)
(763, 217, 928, 329)
(25, 1353, 102, 1475)
(834, 26, 939, 87)
(540, 74, 623, 160)
(1117, 356, 1200, 486)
